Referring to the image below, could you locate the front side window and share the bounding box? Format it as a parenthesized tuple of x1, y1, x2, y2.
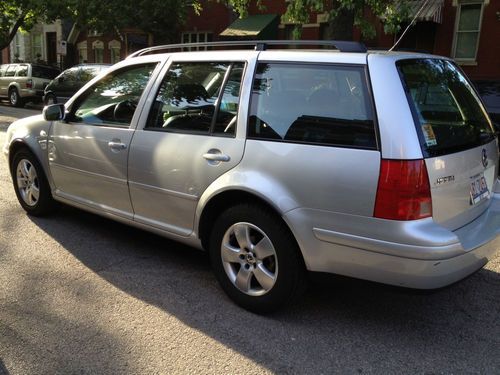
(69, 63, 157, 127)
(147, 61, 244, 136)
(248, 63, 376, 148)
(453, 2, 484, 60)
(5, 65, 17, 77)
(397, 58, 494, 156)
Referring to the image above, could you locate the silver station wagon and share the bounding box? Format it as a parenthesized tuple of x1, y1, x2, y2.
(4, 41, 500, 313)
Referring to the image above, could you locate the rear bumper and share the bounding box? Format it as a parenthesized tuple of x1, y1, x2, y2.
(284, 194, 500, 289)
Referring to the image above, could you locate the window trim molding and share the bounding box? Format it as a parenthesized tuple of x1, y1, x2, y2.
(451, 0, 486, 63)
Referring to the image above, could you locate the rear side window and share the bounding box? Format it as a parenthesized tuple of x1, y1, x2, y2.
(16, 65, 28, 77)
(248, 63, 376, 149)
(397, 59, 494, 156)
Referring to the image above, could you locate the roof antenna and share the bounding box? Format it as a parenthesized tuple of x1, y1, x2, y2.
(389, 0, 432, 52)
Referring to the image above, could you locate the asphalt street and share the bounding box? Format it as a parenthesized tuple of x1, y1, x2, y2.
(0, 103, 499, 374)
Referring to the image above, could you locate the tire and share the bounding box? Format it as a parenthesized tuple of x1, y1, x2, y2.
(44, 93, 57, 106)
(11, 149, 58, 216)
(209, 204, 307, 313)
(9, 88, 24, 107)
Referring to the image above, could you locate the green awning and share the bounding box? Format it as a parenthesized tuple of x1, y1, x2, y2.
(220, 14, 279, 39)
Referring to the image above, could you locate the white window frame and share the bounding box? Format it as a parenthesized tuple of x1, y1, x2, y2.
(108, 40, 121, 64)
(92, 40, 105, 63)
(32, 34, 43, 61)
(181, 32, 213, 51)
(452, 0, 486, 64)
(77, 41, 88, 64)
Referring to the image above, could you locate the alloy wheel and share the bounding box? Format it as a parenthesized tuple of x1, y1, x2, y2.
(221, 222, 278, 296)
(16, 159, 40, 206)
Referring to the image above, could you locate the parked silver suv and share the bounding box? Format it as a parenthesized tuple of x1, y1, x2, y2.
(3, 41, 499, 313)
(0, 63, 60, 107)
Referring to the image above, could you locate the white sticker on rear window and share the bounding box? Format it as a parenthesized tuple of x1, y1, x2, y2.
(422, 124, 437, 146)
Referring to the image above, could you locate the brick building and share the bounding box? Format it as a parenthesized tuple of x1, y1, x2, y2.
(181, 0, 499, 80)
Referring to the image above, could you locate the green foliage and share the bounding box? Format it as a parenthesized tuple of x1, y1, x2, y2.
(220, 0, 412, 40)
(0, 0, 63, 50)
(0, 0, 194, 51)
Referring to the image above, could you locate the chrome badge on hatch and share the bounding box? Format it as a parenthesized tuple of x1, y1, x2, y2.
(482, 149, 488, 168)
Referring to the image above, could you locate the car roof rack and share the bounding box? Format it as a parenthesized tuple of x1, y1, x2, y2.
(127, 40, 367, 59)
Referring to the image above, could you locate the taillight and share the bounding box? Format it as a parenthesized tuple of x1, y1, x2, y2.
(374, 159, 432, 220)
(26, 79, 33, 89)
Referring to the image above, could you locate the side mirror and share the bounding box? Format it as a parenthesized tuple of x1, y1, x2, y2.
(43, 104, 65, 121)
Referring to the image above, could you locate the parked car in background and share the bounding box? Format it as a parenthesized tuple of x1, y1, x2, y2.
(43, 64, 110, 105)
(3, 42, 500, 313)
(475, 81, 500, 128)
(0, 63, 60, 107)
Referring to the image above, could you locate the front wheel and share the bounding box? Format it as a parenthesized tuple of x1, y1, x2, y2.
(11, 150, 58, 216)
(44, 93, 57, 106)
(209, 204, 307, 313)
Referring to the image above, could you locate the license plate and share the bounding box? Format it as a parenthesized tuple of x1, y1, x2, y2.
(470, 174, 489, 205)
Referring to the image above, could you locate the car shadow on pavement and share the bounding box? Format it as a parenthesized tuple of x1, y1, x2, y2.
(25, 205, 500, 373)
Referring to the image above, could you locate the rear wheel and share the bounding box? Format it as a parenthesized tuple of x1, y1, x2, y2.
(209, 204, 307, 313)
(9, 88, 23, 107)
(11, 150, 58, 216)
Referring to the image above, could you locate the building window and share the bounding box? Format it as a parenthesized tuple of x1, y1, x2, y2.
(77, 41, 88, 63)
(453, 2, 484, 61)
(14, 33, 22, 61)
(92, 40, 104, 63)
(109, 40, 121, 64)
(32, 34, 43, 61)
(181, 32, 213, 51)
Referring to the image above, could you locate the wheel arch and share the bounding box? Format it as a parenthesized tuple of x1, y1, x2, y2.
(8, 82, 21, 93)
(197, 189, 305, 269)
(8, 140, 53, 191)
(9, 141, 35, 174)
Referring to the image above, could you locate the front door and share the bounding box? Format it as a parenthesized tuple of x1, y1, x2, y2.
(48, 63, 158, 219)
(128, 56, 254, 236)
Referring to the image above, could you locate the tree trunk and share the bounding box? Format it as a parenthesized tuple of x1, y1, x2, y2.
(0, 14, 27, 52)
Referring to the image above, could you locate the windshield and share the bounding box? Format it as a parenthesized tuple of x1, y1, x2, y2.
(397, 59, 495, 156)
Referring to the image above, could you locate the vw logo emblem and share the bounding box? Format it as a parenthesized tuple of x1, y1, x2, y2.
(482, 149, 488, 168)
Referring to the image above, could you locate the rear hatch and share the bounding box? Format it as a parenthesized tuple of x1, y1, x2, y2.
(397, 58, 498, 230)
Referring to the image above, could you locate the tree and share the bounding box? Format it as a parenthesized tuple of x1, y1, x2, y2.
(215, 0, 412, 41)
(64, 0, 194, 44)
(0, 0, 66, 51)
(0, 0, 195, 52)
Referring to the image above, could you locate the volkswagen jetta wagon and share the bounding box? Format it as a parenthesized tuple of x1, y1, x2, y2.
(4, 41, 500, 313)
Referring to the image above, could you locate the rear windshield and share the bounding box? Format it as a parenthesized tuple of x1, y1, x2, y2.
(397, 59, 495, 156)
(32, 65, 60, 79)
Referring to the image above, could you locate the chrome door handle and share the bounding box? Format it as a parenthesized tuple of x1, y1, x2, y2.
(108, 141, 127, 150)
(203, 153, 230, 162)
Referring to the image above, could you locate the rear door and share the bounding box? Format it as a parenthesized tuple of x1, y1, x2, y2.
(128, 52, 256, 236)
(397, 58, 498, 230)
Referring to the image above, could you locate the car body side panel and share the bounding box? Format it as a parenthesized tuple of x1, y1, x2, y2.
(367, 54, 424, 160)
(195, 140, 381, 239)
(3, 115, 54, 188)
(48, 123, 136, 218)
